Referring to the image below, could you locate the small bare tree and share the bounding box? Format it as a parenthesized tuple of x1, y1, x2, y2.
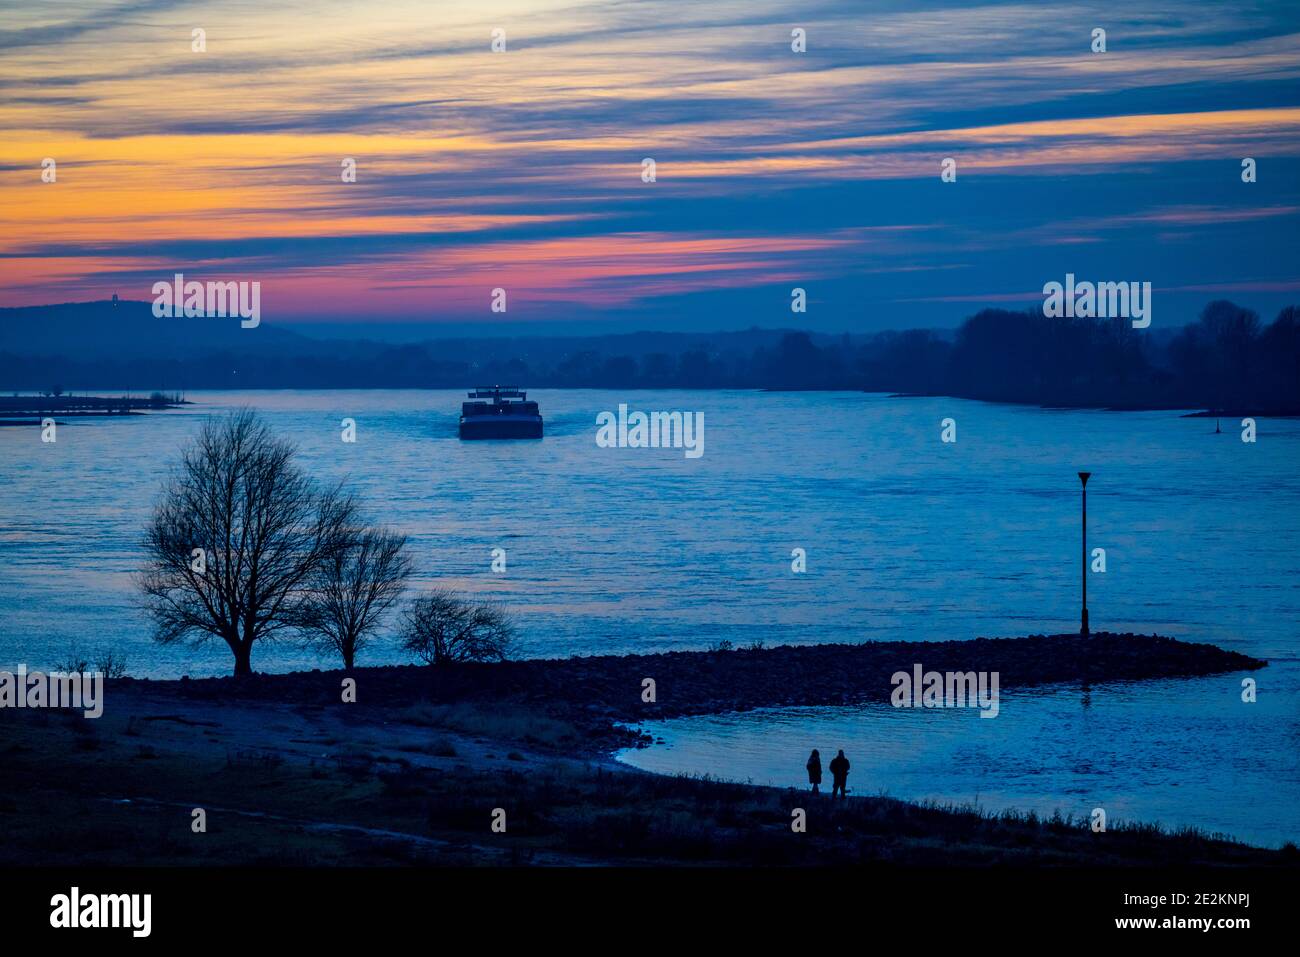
(140, 409, 357, 676)
(301, 526, 412, 669)
(400, 590, 516, 666)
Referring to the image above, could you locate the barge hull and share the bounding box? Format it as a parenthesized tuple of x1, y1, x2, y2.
(459, 419, 543, 439)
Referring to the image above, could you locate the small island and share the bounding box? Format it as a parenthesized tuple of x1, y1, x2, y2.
(0, 391, 186, 425)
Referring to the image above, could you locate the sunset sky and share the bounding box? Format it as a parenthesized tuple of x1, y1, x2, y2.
(2, 0, 1299, 334)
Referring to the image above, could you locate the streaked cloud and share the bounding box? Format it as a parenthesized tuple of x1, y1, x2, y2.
(1, 0, 1298, 329)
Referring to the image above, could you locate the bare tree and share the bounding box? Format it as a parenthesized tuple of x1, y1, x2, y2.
(140, 409, 357, 676)
(400, 590, 516, 665)
(301, 526, 412, 669)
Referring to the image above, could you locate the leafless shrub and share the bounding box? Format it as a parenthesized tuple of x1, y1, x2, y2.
(399, 590, 516, 666)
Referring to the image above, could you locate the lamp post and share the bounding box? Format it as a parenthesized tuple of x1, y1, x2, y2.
(1078, 471, 1090, 636)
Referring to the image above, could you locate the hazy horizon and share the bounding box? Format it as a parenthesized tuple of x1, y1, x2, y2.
(0, 293, 1284, 345)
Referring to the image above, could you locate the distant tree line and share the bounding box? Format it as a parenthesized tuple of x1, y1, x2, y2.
(938, 301, 1298, 413)
(546, 299, 1293, 413)
(141, 410, 514, 676)
(9, 300, 1298, 413)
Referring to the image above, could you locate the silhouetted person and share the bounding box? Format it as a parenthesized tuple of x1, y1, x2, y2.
(829, 749, 850, 798)
(806, 749, 822, 793)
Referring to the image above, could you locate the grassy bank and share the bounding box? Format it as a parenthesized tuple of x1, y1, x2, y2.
(0, 692, 1289, 867)
(0, 633, 1283, 866)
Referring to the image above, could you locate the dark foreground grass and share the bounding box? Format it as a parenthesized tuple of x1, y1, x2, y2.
(1, 708, 1291, 868)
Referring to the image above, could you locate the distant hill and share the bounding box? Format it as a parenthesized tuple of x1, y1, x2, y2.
(0, 299, 875, 392)
(0, 299, 316, 361)
(0, 299, 843, 364)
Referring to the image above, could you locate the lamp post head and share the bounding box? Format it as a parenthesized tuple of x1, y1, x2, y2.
(1078, 471, 1091, 487)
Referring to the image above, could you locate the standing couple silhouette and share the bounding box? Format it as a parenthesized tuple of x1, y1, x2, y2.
(806, 748, 851, 797)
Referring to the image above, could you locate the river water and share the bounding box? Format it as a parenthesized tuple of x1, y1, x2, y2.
(2, 389, 1296, 844)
